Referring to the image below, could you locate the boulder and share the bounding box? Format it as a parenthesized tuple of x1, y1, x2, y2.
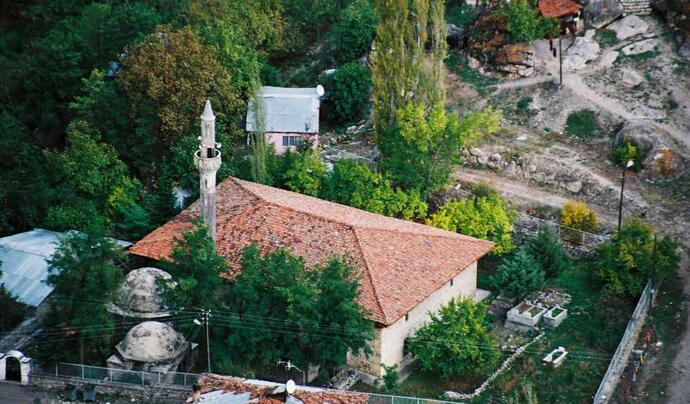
(563, 36, 601, 70)
(620, 68, 644, 87)
(614, 121, 685, 178)
(584, 0, 624, 29)
(632, 106, 667, 120)
(599, 50, 620, 67)
(611, 15, 650, 40)
(565, 181, 583, 193)
(621, 38, 659, 55)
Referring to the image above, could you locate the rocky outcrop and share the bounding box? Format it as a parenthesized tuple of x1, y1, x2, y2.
(620, 38, 659, 55)
(467, 13, 535, 77)
(610, 15, 650, 40)
(614, 121, 686, 179)
(652, 0, 690, 58)
(583, 0, 624, 29)
(563, 32, 601, 71)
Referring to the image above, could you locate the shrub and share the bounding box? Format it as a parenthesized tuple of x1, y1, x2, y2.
(427, 194, 517, 254)
(565, 110, 600, 140)
(447, 3, 477, 28)
(331, 0, 376, 63)
(503, 0, 558, 43)
(381, 364, 399, 390)
(526, 227, 570, 277)
(407, 298, 501, 378)
(595, 218, 680, 296)
(492, 249, 545, 299)
(322, 62, 371, 124)
(613, 139, 644, 171)
(561, 201, 598, 232)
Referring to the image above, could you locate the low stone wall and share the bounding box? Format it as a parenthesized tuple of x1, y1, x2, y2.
(621, 0, 652, 15)
(30, 374, 190, 403)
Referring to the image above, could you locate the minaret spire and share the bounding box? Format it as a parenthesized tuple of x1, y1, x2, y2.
(194, 99, 221, 240)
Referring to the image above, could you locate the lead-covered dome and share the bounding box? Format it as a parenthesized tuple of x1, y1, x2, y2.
(108, 267, 172, 319)
(116, 321, 187, 363)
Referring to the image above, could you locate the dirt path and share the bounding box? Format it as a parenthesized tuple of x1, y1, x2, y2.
(667, 254, 690, 403)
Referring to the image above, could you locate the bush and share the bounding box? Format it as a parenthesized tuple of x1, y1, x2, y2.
(407, 298, 501, 378)
(504, 0, 558, 43)
(613, 139, 644, 171)
(447, 3, 477, 28)
(331, 0, 376, 63)
(526, 227, 570, 277)
(561, 201, 598, 232)
(381, 364, 399, 390)
(595, 218, 680, 296)
(492, 249, 545, 299)
(427, 194, 516, 254)
(565, 110, 601, 140)
(321, 62, 371, 124)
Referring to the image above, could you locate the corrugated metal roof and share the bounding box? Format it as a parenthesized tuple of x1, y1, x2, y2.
(0, 229, 131, 307)
(246, 86, 321, 134)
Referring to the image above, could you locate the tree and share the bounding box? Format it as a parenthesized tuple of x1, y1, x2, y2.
(503, 0, 558, 43)
(41, 227, 125, 364)
(320, 159, 427, 220)
(427, 194, 516, 254)
(119, 26, 241, 148)
(595, 218, 680, 296)
(331, 0, 376, 63)
(561, 201, 598, 232)
(322, 62, 371, 124)
(159, 219, 229, 311)
(371, 0, 446, 133)
(407, 298, 500, 378)
(219, 245, 373, 372)
(43, 120, 150, 237)
(526, 227, 570, 277)
(492, 250, 545, 299)
(280, 147, 328, 197)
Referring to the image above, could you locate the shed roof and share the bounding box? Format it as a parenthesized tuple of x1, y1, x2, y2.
(0, 229, 131, 307)
(246, 86, 321, 134)
(539, 0, 583, 17)
(129, 178, 494, 326)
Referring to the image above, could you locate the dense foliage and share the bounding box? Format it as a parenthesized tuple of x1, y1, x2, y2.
(217, 244, 373, 371)
(561, 201, 598, 232)
(407, 298, 501, 378)
(526, 227, 570, 277)
(503, 0, 558, 43)
(492, 249, 546, 299)
(595, 218, 680, 296)
(0, 261, 29, 333)
(331, 0, 376, 63)
(427, 193, 516, 254)
(38, 228, 125, 364)
(321, 62, 372, 124)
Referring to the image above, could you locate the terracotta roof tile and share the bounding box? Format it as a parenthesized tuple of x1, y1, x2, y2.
(130, 178, 494, 326)
(539, 0, 583, 17)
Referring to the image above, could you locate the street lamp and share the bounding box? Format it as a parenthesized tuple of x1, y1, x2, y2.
(617, 159, 634, 231)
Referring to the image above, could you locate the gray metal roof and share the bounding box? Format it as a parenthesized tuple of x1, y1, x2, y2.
(246, 86, 322, 134)
(0, 229, 131, 307)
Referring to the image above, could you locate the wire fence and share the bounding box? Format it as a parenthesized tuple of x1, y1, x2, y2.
(36, 362, 200, 389)
(593, 280, 655, 404)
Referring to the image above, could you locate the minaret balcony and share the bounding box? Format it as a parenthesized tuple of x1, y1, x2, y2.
(194, 149, 221, 173)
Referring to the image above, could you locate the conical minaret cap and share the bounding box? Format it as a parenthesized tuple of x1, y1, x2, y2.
(201, 99, 215, 120)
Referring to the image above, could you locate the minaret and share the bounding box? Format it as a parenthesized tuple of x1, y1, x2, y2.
(194, 100, 221, 240)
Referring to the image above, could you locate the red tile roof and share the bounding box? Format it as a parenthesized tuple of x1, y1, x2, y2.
(194, 373, 370, 403)
(129, 178, 493, 326)
(539, 0, 582, 18)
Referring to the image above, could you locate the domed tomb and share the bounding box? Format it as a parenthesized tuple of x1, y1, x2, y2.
(107, 321, 189, 372)
(108, 267, 172, 319)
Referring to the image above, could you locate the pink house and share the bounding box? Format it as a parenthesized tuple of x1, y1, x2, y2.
(246, 85, 324, 154)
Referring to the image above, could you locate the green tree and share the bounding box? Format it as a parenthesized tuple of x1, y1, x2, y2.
(561, 201, 598, 232)
(526, 227, 570, 277)
(492, 249, 545, 299)
(320, 159, 427, 220)
(41, 227, 125, 364)
(322, 62, 371, 124)
(595, 218, 680, 296)
(280, 147, 328, 196)
(503, 0, 557, 43)
(219, 245, 373, 371)
(159, 219, 229, 311)
(332, 0, 376, 63)
(407, 298, 500, 378)
(427, 194, 516, 254)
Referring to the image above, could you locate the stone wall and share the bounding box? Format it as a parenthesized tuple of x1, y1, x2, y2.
(30, 374, 190, 403)
(621, 0, 652, 15)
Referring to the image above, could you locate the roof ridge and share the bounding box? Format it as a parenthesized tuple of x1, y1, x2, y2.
(351, 227, 388, 325)
(356, 226, 495, 245)
(231, 178, 483, 241)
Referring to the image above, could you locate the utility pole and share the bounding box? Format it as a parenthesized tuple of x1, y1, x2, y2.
(196, 309, 212, 373)
(617, 160, 634, 231)
(559, 36, 563, 87)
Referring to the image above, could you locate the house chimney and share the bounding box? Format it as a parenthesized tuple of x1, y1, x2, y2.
(194, 100, 221, 240)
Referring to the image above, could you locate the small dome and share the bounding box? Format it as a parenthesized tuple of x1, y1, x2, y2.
(109, 267, 173, 319)
(116, 321, 187, 363)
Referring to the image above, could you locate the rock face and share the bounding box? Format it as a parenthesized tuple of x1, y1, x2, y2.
(467, 13, 535, 77)
(583, 0, 624, 28)
(652, 0, 690, 58)
(621, 38, 659, 55)
(614, 121, 685, 178)
(611, 15, 650, 40)
(563, 36, 601, 70)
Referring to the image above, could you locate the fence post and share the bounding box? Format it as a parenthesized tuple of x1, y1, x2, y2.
(158, 371, 161, 385)
(81, 364, 84, 379)
(184, 373, 187, 386)
(55, 363, 58, 377)
(141, 371, 145, 386)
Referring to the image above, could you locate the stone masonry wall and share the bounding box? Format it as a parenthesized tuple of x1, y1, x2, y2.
(621, 0, 652, 15)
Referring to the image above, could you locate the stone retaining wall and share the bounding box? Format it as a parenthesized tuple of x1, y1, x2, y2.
(30, 374, 190, 403)
(621, 0, 652, 15)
